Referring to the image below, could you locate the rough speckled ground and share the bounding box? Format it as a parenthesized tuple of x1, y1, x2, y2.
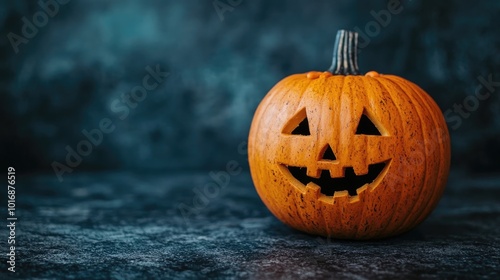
(1, 172, 499, 279)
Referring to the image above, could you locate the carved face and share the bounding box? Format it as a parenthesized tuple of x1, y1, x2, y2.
(248, 72, 450, 239)
(280, 105, 391, 197)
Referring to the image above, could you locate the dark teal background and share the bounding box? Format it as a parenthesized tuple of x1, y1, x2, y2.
(1, 1, 499, 278)
(1, 0, 499, 175)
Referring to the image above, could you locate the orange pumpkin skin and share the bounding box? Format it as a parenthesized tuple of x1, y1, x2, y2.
(248, 31, 450, 240)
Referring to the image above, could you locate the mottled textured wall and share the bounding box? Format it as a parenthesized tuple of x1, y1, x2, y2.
(1, 0, 499, 175)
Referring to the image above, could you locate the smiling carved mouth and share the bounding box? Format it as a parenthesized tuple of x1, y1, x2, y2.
(282, 161, 389, 196)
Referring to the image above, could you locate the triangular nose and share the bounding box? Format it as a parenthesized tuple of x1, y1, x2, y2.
(321, 144, 337, 160)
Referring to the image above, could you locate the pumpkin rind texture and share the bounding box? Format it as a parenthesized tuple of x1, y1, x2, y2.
(248, 72, 451, 240)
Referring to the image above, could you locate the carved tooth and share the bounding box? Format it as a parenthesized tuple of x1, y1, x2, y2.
(333, 190, 349, 199)
(328, 168, 345, 178)
(306, 168, 321, 178)
(305, 182, 321, 198)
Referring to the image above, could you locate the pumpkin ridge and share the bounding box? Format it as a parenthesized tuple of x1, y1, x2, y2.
(393, 77, 446, 231)
(249, 75, 306, 224)
(379, 76, 432, 234)
(285, 76, 326, 230)
(320, 75, 346, 236)
(410, 83, 450, 225)
(332, 75, 346, 181)
(277, 76, 316, 226)
(337, 75, 365, 235)
(347, 76, 370, 238)
(404, 81, 445, 228)
(391, 76, 450, 227)
(370, 77, 416, 237)
(313, 75, 342, 235)
(251, 75, 302, 135)
(335, 75, 350, 177)
(349, 77, 398, 237)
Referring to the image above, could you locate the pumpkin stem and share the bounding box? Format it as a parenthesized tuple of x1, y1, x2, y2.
(327, 30, 360, 75)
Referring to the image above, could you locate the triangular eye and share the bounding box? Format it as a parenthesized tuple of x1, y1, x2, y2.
(355, 111, 382, 135)
(291, 118, 310, 135)
(282, 108, 311, 136)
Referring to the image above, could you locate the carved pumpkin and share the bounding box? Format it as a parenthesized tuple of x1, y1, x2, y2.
(248, 30, 451, 240)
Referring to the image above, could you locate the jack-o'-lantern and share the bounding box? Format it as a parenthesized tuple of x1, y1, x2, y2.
(248, 30, 451, 239)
